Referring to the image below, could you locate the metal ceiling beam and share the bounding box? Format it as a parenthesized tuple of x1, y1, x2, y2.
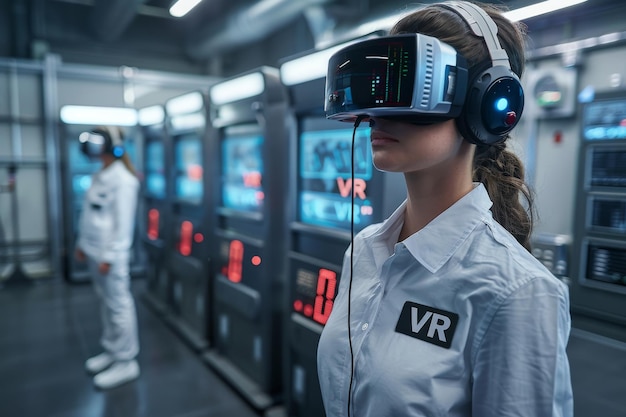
(89, 0, 148, 42)
(52, 0, 171, 19)
(186, 0, 335, 61)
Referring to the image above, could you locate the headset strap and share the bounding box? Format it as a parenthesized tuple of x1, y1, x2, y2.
(444, 1, 510, 69)
(106, 126, 122, 146)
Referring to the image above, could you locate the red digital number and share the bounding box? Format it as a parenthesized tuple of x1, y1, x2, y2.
(179, 220, 193, 256)
(227, 240, 244, 283)
(147, 208, 159, 240)
(313, 268, 337, 325)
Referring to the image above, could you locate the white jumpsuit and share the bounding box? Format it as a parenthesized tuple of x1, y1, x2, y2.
(77, 159, 140, 361)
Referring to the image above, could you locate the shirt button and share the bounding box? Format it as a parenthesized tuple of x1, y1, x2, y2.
(362, 323, 368, 331)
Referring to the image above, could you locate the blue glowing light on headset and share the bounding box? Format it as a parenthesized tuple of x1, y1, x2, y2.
(113, 147, 124, 158)
(495, 97, 509, 111)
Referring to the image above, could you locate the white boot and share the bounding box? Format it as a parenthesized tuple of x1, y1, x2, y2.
(85, 352, 114, 374)
(93, 360, 140, 390)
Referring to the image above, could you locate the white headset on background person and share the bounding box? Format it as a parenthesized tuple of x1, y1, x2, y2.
(79, 126, 125, 158)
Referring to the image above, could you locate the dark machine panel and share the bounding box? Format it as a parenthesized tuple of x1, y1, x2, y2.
(279, 37, 407, 417)
(203, 67, 290, 412)
(584, 240, 626, 288)
(140, 106, 174, 315)
(588, 197, 626, 233)
(571, 91, 626, 338)
(162, 91, 213, 352)
(588, 148, 626, 188)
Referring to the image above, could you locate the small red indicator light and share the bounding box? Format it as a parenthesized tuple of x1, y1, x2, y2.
(227, 240, 244, 283)
(179, 221, 193, 256)
(187, 164, 203, 181)
(504, 111, 517, 126)
(293, 300, 303, 312)
(303, 304, 314, 317)
(194, 233, 204, 243)
(251, 256, 261, 266)
(147, 208, 159, 240)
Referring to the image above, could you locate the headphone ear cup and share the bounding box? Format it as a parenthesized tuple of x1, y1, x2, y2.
(112, 145, 125, 158)
(457, 65, 524, 145)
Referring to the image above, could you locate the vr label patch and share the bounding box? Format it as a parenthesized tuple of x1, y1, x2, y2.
(395, 301, 459, 348)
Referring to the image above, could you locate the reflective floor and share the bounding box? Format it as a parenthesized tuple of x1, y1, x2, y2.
(0, 278, 260, 417)
(0, 278, 625, 417)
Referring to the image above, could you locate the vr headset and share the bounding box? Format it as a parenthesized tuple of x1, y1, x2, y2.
(324, 1, 524, 145)
(79, 127, 125, 158)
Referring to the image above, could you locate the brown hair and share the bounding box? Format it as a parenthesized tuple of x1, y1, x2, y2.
(391, 1, 535, 251)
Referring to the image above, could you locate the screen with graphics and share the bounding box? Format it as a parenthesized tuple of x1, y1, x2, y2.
(145, 140, 166, 199)
(583, 97, 626, 141)
(298, 125, 374, 231)
(174, 134, 203, 204)
(221, 132, 264, 213)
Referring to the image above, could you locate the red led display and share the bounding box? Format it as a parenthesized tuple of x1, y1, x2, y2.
(227, 240, 244, 283)
(187, 164, 203, 181)
(293, 265, 339, 326)
(179, 220, 193, 256)
(147, 208, 159, 240)
(313, 268, 337, 325)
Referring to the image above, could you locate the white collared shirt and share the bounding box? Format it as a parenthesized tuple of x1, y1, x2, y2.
(317, 183, 573, 417)
(77, 160, 139, 264)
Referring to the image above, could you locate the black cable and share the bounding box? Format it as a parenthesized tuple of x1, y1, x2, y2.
(347, 114, 365, 417)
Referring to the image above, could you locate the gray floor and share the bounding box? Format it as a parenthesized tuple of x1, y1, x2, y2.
(0, 278, 625, 417)
(567, 328, 626, 417)
(0, 278, 261, 417)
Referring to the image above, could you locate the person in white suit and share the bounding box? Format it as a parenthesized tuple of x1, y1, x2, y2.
(75, 125, 141, 390)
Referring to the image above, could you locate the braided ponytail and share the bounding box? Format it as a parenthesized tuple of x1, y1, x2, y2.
(473, 141, 535, 251)
(391, 3, 534, 251)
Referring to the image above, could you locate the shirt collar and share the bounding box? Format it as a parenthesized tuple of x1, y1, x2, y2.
(364, 183, 494, 274)
(402, 183, 493, 273)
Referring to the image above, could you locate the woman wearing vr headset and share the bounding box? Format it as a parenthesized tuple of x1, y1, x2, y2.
(74, 126, 141, 390)
(317, 2, 573, 417)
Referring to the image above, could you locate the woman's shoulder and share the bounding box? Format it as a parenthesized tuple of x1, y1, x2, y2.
(112, 162, 139, 189)
(479, 220, 567, 292)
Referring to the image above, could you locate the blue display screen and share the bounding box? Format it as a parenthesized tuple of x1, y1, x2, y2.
(221, 134, 264, 213)
(174, 134, 203, 203)
(298, 127, 374, 231)
(72, 174, 92, 196)
(146, 174, 166, 198)
(145, 141, 166, 198)
(583, 98, 626, 140)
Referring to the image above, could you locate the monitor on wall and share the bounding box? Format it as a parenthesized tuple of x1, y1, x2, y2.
(298, 118, 374, 232)
(174, 133, 204, 204)
(221, 127, 264, 214)
(145, 140, 166, 199)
